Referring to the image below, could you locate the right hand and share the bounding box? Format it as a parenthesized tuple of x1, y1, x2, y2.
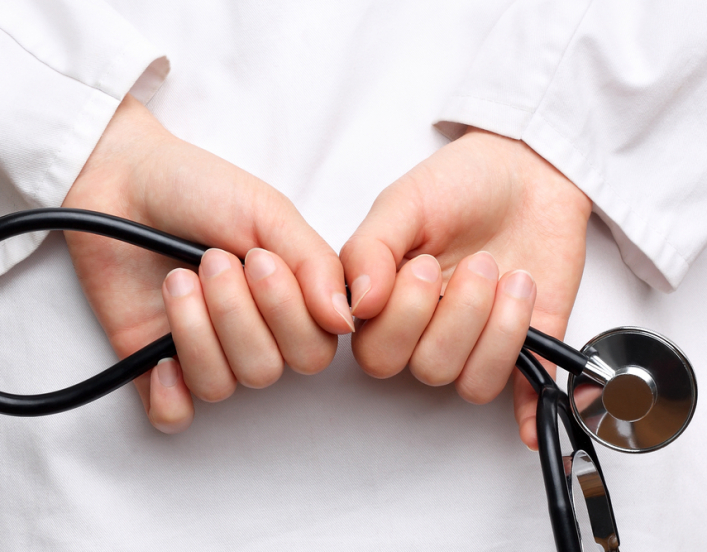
(62, 95, 354, 433)
(340, 129, 591, 450)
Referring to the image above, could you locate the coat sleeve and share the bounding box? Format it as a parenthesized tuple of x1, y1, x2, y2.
(436, 0, 707, 292)
(0, 0, 169, 275)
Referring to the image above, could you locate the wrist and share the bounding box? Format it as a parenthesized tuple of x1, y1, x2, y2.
(462, 127, 592, 225)
(63, 94, 170, 219)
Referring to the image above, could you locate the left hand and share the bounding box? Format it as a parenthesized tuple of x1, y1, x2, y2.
(339, 128, 592, 450)
(62, 95, 352, 433)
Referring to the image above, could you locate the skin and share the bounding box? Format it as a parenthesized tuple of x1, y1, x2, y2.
(62, 95, 590, 449)
(340, 128, 592, 450)
(62, 94, 354, 434)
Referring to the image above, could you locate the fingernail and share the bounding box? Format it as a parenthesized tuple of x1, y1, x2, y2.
(201, 248, 232, 278)
(157, 358, 179, 387)
(350, 274, 371, 315)
(504, 270, 534, 299)
(410, 254, 440, 283)
(467, 251, 498, 281)
(165, 269, 194, 298)
(332, 292, 355, 333)
(245, 248, 276, 281)
(526, 444, 538, 453)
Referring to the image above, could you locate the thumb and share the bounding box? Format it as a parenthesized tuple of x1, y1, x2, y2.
(339, 183, 425, 319)
(265, 205, 354, 336)
(144, 96, 357, 336)
(144, 158, 352, 336)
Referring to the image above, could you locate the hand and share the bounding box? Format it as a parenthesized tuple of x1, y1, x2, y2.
(340, 128, 591, 450)
(63, 95, 353, 433)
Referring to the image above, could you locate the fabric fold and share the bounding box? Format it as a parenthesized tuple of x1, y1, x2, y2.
(0, 0, 169, 275)
(437, 0, 707, 291)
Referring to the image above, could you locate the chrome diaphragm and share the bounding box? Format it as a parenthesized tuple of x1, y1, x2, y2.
(568, 327, 698, 453)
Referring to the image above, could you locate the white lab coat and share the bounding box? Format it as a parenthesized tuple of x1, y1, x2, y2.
(1, 1, 706, 550)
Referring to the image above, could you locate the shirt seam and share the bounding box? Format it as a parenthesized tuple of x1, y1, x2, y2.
(0, 27, 88, 90)
(532, 0, 595, 118)
(446, 2, 597, 122)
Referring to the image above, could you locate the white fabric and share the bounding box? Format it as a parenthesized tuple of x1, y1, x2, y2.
(1, 1, 706, 550)
(0, 0, 168, 272)
(437, 0, 707, 292)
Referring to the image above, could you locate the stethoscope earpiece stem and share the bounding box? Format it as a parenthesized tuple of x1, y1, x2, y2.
(523, 327, 588, 376)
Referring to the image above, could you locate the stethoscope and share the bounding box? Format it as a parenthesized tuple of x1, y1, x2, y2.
(0, 208, 699, 551)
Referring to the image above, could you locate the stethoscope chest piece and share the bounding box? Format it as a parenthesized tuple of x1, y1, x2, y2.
(568, 327, 698, 453)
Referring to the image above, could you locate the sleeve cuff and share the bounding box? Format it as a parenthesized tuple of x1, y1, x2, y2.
(435, 96, 534, 142)
(434, 0, 706, 292)
(0, 0, 170, 275)
(436, 101, 688, 293)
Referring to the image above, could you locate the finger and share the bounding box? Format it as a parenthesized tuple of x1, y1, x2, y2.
(340, 182, 425, 320)
(133, 371, 152, 413)
(132, 359, 195, 434)
(149, 358, 195, 433)
(245, 248, 338, 375)
(341, 235, 397, 319)
(163, 268, 238, 402)
(409, 252, 498, 386)
(144, 170, 352, 336)
(352, 254, 442, 378)
(455, 270, 536, 404)
(199, 248, 284, 389)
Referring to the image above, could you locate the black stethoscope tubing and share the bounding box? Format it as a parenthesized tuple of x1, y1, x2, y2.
(0, 208, 591, 416)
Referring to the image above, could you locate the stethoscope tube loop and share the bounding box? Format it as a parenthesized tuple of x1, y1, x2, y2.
(0, 334, 176, 416)
(0, 208, 593, 416)
(0, 208, 208, 264)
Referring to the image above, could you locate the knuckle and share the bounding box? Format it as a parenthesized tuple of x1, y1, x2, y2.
(207, 292, 246, 320)
(194, 379, 237, 403)
(237, 354, 285, 389)
(358, 360, 397, 379)
(262, 291, 300, 318)
(172, 316, 213, 339)
(352, 340, 405, 379)
(458, 290, 493, 315)
(149, 407, 194, 434)
(339, 234, 366, 265)
(318, 248, 341, 268)
(406, 293, 437, 315)
(495, 317, 526, 340)
(455, 375, 496, 405)
(287, 336, 337, 375)
(409, 351, 456, 387)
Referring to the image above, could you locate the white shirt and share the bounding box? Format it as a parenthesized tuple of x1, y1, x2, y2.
(1, 1, 706, 550)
